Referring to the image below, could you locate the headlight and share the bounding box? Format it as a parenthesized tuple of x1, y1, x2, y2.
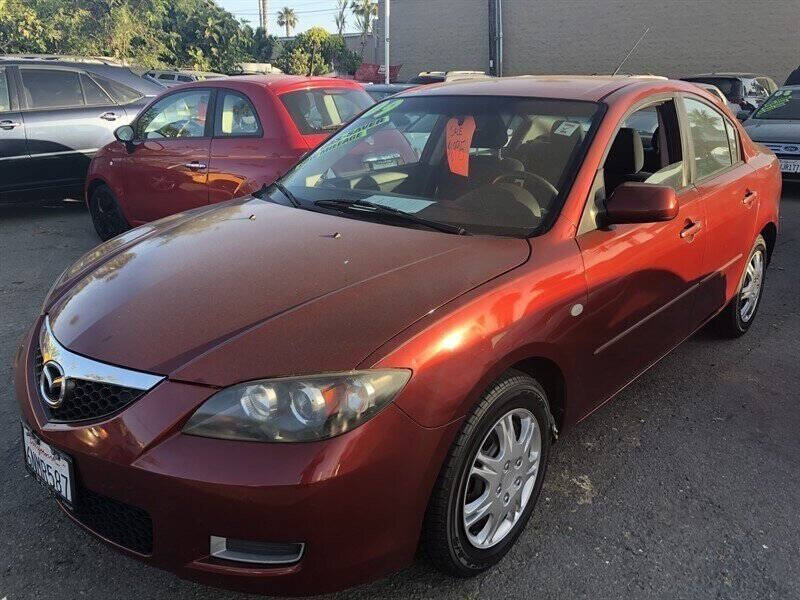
(183, 369, 411, 442)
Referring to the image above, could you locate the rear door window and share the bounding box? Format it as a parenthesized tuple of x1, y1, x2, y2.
(0, 68, 10, 112)
(214, 90, 262, 136)
(21, 69, 84, 109)
(91, 75, 142, 104)
(280, 88, 373, 135)
(80, 74, 112, 105)
(684, 97, 734, 180)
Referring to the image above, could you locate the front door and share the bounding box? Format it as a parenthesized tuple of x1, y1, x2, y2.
(575, 97, 708, 407)
(121, 88, 212, 223)
(0, 66, 31, 198)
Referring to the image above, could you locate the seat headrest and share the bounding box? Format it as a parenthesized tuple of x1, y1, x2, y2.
(471, 113, 508, 149)
(605, 127, 644, 174)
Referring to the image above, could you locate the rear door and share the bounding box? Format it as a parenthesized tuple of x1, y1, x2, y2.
(119, 88, 213, 223)
(208, 88, 270, 204)
(681, 94, 756, 322)
(18, 66, 122, 191)
(0, 66, 32, 198)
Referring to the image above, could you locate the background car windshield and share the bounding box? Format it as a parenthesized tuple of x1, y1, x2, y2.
(753, 89, 800, 120)
(685, 77, 740, 99)
(281, 95, 602, 236)
(280, 88, 373, 134)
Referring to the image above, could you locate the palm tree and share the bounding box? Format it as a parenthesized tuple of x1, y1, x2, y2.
(350, 0, 377, 58)
(335, 0, 348, 36)
(276, 7, 297, 38)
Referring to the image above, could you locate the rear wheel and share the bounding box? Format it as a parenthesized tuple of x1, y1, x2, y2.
(89, 184, 130, 241)
(713, 235, 767, 338)
(422, 370, 553, 576)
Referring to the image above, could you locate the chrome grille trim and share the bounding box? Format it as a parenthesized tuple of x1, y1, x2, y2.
(39, 316, 164, 391)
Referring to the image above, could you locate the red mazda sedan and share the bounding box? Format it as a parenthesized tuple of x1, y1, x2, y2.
(84, 75, 374, 239)
(17, 76, 780, 595)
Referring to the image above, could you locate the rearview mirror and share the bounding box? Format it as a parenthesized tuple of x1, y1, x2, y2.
(114, 124, 135, 143)
(605, 182, 678, 224)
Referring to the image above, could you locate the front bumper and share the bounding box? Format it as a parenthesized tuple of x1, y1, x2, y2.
(15, 318, 459, 595)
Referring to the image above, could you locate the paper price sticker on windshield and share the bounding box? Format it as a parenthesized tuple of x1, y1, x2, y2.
(554, 121, 581, 136)
(446, 116, 476, 177)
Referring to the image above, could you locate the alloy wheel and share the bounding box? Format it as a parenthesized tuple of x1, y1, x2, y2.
(462, 408, 542, 549)
(739, 248, 764, 323)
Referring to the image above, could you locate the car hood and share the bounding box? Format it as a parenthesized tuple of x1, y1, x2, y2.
(743, 119, 800, 144)
(49, 198, 529, 387)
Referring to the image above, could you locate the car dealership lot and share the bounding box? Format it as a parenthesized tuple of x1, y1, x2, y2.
(1, 191, 799, 600)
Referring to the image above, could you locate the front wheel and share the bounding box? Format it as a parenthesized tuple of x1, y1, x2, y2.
(422, 370, 553, 577)
(89, 184, 130, 241)
(713, 234, 767, 338)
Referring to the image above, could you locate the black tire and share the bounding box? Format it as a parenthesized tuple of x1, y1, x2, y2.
(88, 184, 130, 241)
(713, 235, 767, 338)
(422, 369, 553, 577)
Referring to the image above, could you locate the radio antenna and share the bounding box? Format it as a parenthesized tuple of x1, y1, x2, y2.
(613, 27, 650, 76)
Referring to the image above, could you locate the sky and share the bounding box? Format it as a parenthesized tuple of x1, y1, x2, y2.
(217, 0, 359, 35)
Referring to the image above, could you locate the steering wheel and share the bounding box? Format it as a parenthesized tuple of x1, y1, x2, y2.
(492, 171, 559, 201)
(176, 118, 205, 138)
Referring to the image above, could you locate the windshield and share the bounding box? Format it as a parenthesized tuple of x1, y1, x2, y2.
(280, 88, 374, 135)
(753, 89, 800, 120)
(279, 95, 603, 236)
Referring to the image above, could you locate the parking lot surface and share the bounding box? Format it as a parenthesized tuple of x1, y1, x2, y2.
(1, 190, 799, 600)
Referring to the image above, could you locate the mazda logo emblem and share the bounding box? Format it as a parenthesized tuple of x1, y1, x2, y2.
(40, 361, 67, 408)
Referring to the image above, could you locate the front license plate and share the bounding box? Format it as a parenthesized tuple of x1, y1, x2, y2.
(779, 158, 800, 173)
(22, 424, 75, 505)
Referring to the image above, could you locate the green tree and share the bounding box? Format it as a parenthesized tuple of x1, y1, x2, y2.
(334, 0, 348, 36)
(250, 27, 277, 62)
(276, 6, 297, 37)
(350, 0, 377, 59)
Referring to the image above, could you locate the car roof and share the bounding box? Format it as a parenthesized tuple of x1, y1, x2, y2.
(397, 75, 675, 102)
(163, 74, 366, 94)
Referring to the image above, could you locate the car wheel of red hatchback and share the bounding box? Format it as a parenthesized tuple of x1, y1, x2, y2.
(89, 184, 130, 241)
(422, 370, 553, 576)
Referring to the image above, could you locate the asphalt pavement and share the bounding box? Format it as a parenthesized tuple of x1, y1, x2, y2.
(1, 189, 799, 600)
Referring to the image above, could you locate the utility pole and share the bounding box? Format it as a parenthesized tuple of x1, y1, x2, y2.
(384, 0, 391, 84)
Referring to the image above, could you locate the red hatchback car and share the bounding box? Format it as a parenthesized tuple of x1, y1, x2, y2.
(84, 75, 374, 239)
(18, 76, 779, 595)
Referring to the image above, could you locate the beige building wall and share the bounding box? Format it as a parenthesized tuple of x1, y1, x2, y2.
(379, 0, 800, 83)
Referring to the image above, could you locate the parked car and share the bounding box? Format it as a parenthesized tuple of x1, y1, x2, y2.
(361, 82, 417, 101)
(18, 76, 779, 595)
(688, 81, 728, 106)
(85, 75, 374, 239)
(0, 55, 164, 202)
(407, 70, 488, 84)
(681, 73, 777, 120)
(743, 86, 800, 178)
(144, 69, 228, 87)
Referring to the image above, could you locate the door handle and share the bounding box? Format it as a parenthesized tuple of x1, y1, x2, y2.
(99, 112, 118, 121)
(184, 161, 207, 170)
(0, 120, 22, 130)
(680, 221, 703, 239)
(743, 190, 758, 207)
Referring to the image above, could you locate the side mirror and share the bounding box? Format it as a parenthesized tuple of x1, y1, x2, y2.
(605, 182, 678, 224)
(114, 124, 135, 143)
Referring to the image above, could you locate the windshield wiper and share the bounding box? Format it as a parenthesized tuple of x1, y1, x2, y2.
(267, 180, 301, 207)
(314, 198, 471, 236)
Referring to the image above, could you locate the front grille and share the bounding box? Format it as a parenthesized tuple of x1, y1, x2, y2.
(66, 487, 153, 555)
(33, 346, 146, 423)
